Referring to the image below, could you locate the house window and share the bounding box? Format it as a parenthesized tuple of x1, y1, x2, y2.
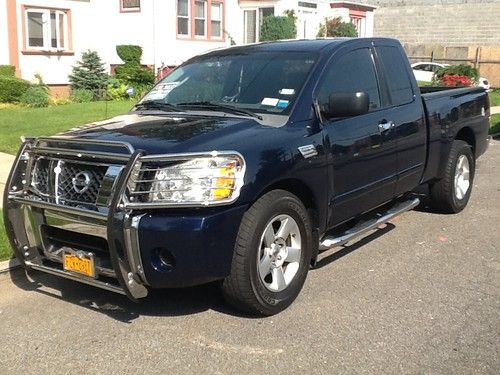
(210, 3, 222, 38)
(177, 0, 225, 40)
(243, 7, 274, 44)
(26, 9, 68, 50)
(194, 1, 206, 37)
(177, 0, 190, 36)
(121, 0, 140, 12)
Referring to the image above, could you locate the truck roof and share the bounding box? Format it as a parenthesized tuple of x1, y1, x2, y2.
(200, 38, 400, 58)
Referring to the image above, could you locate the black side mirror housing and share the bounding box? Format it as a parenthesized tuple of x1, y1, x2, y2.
(325, 92, 370, 119)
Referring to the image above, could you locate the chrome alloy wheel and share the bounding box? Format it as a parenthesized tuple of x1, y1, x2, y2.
(257, 214, 302, 292)
(454, 155, 470, 200)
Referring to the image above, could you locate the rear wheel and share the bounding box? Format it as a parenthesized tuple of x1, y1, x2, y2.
(429, 140, 475, 213)
(222, 190, 312, 316)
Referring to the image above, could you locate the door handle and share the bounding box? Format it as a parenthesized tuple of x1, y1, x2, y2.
(378, 121, 395, 132)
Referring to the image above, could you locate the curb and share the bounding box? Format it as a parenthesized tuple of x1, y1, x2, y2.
(0, 258, 21, 274)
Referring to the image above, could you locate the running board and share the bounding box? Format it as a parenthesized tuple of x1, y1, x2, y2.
(319, 197, 420, 250)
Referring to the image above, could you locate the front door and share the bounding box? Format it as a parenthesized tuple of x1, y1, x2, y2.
(316, 46, 398, 226)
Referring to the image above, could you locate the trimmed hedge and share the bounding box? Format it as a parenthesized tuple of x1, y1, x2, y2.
(0, 77, 31, 103)
(0, 65, 15, 77)
(116, 45, 143, 64)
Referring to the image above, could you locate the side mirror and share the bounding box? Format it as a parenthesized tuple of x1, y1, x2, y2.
(325, 92, 370, 119)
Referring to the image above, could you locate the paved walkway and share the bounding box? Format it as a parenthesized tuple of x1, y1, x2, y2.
(0, 152, 15, 209)
(491, 105, 500, 115)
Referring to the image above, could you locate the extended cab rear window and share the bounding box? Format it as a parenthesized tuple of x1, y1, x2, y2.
(376, 46, 415, 106)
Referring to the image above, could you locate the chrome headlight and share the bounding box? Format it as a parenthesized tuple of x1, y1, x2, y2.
(127, 152, 245, 207)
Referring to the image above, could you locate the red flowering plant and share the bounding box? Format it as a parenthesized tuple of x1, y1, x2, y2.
(433, 64, 478, 87)
(440, 74, 473, 87)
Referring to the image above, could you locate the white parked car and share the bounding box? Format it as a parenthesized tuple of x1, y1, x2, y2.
(411, 62, 490, 89)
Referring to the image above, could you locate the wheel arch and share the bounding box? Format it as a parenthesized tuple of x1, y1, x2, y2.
(255, 178, 323, 266)
(455, 126, 476, 156)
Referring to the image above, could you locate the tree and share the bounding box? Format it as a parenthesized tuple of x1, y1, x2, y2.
(68, 50, 108, 98)
(317, 17, 358, 38)
(260, 13, 297, 42)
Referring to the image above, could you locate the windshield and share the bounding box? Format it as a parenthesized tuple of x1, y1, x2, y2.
(140, 51, 318, 115)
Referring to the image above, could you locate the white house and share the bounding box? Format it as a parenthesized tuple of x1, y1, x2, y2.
(0, 0, 375, 96)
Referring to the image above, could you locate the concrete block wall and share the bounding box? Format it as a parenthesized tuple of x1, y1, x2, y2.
(353, 0, 500, 86)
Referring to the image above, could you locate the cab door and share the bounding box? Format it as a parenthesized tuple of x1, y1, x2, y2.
(374, 44, 427, 195)
(316, 46, 398, 227)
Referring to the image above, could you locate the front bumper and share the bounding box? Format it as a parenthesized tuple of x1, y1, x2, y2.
(3, 139, 246, 300)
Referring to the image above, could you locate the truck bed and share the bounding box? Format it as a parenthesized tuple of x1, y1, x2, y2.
(419, 86, 490, 184)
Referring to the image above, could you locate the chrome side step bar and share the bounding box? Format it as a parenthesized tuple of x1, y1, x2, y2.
(25, 261, 126, 295)
(320, 197, 420, 250)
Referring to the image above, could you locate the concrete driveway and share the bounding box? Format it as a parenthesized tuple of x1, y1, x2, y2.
(0, 141, 499, 374)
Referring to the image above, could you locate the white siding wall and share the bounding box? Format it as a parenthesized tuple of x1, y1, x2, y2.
(11, 0, 375, 85)
(0, 0, 10, 65)
(16, 0, 235, 85)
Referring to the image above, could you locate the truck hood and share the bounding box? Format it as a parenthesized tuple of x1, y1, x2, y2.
(61, 112, 270, 155)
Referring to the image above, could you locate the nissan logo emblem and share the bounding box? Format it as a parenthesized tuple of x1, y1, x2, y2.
(72, 171, 92, 194)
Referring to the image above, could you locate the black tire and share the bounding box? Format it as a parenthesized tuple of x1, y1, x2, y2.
(429, 140, 475, 213)
(222, 190, 313, 316)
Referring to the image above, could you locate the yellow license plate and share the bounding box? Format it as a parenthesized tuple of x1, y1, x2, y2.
(63, 252, 95, 278)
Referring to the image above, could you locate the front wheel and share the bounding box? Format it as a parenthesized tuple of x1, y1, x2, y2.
(429, 140, 475, 213)
(222, 190, 312, 316)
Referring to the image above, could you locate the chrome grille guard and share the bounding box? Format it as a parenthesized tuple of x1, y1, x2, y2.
(3, 137, 149, 300)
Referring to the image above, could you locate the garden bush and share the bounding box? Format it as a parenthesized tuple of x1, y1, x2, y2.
(20, 86, 50, 107)
(260, 15, 297, 41)
(69, 50, 108, 100)
(0, 65, 16, 77)
(0, 76, 30, 103)
(317, 17, 358, 37)
(70, 89, 94, 103)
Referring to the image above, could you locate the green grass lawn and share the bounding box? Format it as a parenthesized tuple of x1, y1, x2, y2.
(491, 113, 500, 134)
(489, 89, 500, 107)
(0, 100, 135, 154)
(0, 210, 13, 261)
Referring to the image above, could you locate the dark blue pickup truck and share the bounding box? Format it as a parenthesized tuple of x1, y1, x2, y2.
(4, 38, 491, 315)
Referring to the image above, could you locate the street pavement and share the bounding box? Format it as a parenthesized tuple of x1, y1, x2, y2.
(0, 141, 499, 374)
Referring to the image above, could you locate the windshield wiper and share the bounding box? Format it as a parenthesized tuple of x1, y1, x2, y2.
(176, 101, 263, 120)
(134, 100, 182, 112)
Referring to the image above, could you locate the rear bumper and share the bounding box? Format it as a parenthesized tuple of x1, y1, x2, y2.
(3, 140, 246, 300)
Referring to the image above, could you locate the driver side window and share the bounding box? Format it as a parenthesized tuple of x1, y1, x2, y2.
(317, 48, 381, 117)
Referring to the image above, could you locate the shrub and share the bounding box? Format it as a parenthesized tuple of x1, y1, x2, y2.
(107, 78, 128, 100)
(114, 45, 155, 96)
(434, 64, 479, 85)
(70, 89, 94, 103)
(20, 86, 50, 107)
(0, 65, 16, 77)
(0, 76, 30, 102)
(317, 17, 358, 37)
(260, 15, 297, 41)
(69, 50, 108, 100)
